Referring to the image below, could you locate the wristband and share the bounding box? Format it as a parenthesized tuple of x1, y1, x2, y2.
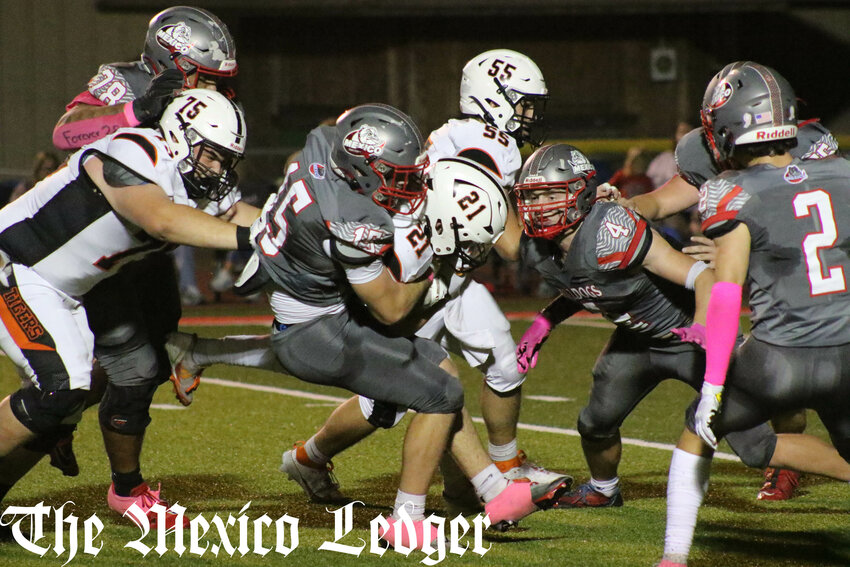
(685, 261, 708, 290)
(236, 226, 252, 251)
(123, 102, 141, 127)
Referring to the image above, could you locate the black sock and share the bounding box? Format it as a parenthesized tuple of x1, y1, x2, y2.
(112, 468, 144, 497)
(0, 482, 13, 502)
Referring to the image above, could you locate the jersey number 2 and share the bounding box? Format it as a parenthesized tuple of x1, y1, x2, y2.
(793, 189, 846, 296)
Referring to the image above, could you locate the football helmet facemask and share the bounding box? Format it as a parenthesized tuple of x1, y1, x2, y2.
(159, 89, 246, 201)
(143, 6, 238, 88)
(460, 49, 548, 147)
(515, 144, 596, 239)
(425, 157, 508, 273)
(331, 103, 429, 215)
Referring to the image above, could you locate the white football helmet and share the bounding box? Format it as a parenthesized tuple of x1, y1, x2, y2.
(460, 49, 548, 147)
(159, 88, 246, 201)
(425, 157, 509, 272)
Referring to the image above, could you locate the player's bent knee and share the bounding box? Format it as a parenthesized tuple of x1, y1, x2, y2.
(96, 341, 164, 385)
(10, 388, 87, 435)
(23, 424, 76, 453)
(417, 377, 465, 414)
(577, 408, 618, 441)
(483, 360, 526, 394)
(359, 397, 406, 429)
(98, 383, 157, 435)
(725, 425, 777, 469)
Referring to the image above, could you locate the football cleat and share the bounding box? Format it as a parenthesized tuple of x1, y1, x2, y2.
(497, 449, 574, 488)
(378, 517, 444, 551)
(107, 482, 189, 530)
(280, 442, 349, 504)
(48, 434, 80, 477)
(655, 559, 688, 567)
(484, 478, 570, 531)
(165, 332, 203, 406)
(757, 467, 800, 501)
(554, 481, 623, 509)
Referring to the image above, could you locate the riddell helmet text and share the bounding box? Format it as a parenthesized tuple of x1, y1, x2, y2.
(755, 128, 795, 140)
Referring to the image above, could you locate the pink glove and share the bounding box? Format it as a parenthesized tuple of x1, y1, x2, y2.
(516, 315, 553, 373)
(671, 323, 706, 348)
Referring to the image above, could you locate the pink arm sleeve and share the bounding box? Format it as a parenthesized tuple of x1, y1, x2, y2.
(703, 281, 742, 386)
(52, 97, 139, 151)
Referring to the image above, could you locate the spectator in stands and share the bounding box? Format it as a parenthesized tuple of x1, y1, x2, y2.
(608, 146, 653, 198)
(9, 151, 61, 203)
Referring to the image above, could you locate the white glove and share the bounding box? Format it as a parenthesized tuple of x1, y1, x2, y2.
(421, 273, 449, 308)
(694, 382, 724, 449)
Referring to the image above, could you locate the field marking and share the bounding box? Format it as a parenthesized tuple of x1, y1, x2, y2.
(201, 376, 739, 462)
(526, 395, 575, 402)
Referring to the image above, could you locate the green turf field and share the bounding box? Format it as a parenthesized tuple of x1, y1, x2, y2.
(1, 298, 848, 566)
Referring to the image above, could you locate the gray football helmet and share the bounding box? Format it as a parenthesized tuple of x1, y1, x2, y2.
(331, 103, 429, 215)
(700, 62, 797, 165)
(515, 144, 596, 239)
(143, 6, 238, 87)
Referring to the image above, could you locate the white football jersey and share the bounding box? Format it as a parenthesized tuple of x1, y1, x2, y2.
(0, 128, 205, 297)
(425, 118, 522, 190)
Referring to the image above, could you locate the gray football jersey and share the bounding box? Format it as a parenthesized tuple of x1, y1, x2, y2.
(675, 122, 839, 189)
(700, 157, 850, 346)
(522, 201, 694, 341)
(253, 126, 394, 307)
(87, 61, 154, 105)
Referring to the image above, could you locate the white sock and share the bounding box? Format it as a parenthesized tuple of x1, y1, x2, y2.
(393, 490, 426, 521)
(470, 464, 510, 503)
(304, 437, 329, 465)
(664, 448, 712, 563)
(192, 335, 284, 372)
(488, 440, 518, 462)
(589, 476, 620, 497)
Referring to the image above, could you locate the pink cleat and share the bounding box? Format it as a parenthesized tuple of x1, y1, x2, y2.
(378, 517, 442, 550)
(107, 482, 189, 530)
(484, 478, 570, 531)
(656, 559, 687, 567)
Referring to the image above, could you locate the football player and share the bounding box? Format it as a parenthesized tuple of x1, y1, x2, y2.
(227, 104, 569, 550)
(0, 90, 252, 530)
(509, 143, 850, 513)
(622, 61, 839, 501)
(45, 6, 259, 526)
(659, 63, 850, 567)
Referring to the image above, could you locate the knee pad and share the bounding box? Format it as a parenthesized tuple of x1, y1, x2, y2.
(724, 424, 777, 469)
(98, 382, 158, 435)
(10, 387, 87, 435)
(577, 407, 619, 442)
(95, 336, 167, 386)
(359, 396, 406, 429)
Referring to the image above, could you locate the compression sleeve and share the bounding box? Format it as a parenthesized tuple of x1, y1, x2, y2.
(703, 281, 742, 386)
(52, 102, 137, 151)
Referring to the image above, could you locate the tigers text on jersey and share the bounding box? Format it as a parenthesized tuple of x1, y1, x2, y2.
(253, 125, 394, 308)
(699, 156, 850, 347)
(522, 201, 694, 341)
(0, 128, 202, 297)
(675, 121, 839, 189)
(425, 118, 521, 189)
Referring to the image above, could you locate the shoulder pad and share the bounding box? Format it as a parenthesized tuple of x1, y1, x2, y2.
(697, 172, 750, 238)
(675, 128, 717, 188)
(103, 130, 166, 183)
(594, 203, 651, 271)
(794, 121, 839, 161)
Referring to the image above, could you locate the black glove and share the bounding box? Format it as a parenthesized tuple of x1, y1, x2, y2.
(131, 68, 184, 124)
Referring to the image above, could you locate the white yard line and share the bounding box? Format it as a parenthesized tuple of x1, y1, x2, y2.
(199, 376, 739, 462)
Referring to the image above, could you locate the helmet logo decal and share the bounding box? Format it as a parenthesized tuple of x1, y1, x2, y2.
(709, 81, 733, 109)
(568, 151, 594, 174)
(783, 165, 808, 184)
(342, 126, 386, 158)
(156, 22, 194, 54)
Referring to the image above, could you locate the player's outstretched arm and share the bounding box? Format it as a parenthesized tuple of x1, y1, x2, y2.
(493, 208, 523, 261)
(83, 157, 248, 251)
(626, 175, 699, 220)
